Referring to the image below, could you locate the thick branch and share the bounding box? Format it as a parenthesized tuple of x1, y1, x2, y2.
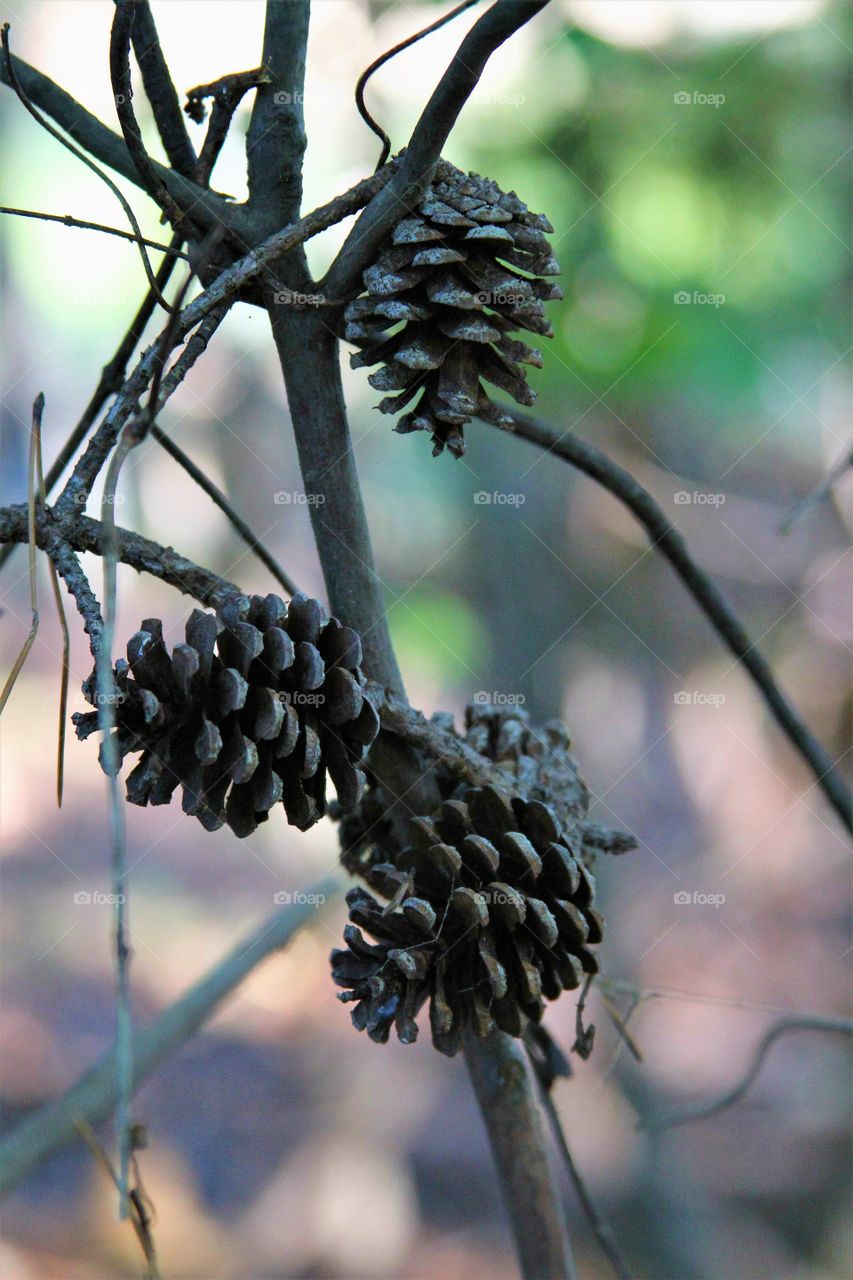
(498, 408, 852, 833)
(465, 1029, 576, 1280)
(268, 308, 404, 694)
(0, 876, 343, 1196)
(127, 0, 197, 179)
(324, 0, 550, 299)
(246, 0, 310, 237)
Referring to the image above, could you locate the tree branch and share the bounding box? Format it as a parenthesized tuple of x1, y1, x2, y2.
(246, 0, 310, 237)
(496, 408, 852, 833)
(0, 504, 243, 612)
(268, 307, 405, 694)
(0, 206, 187, 255)
(324, 0, 550, 300)
(465, 1029, 576, 1280)
(126, 0, 197, 179)
(0, 874, 344, 1196)
(0, 49, 243, 238)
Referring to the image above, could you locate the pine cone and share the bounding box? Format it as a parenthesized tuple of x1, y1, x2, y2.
(339, 701, 634, 874)
(72, 593, 379, 837)
(343, 160, 562, 458)
(331, 784, 603, 1055)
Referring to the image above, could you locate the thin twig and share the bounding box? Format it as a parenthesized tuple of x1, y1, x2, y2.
(1, 23, 173, 310)
(325, 0, 551, 300)
(496, 407, 852, 833)
(356, 0, 483, 169)
(151, 424, 299, 596)
(0, 875, 344, 1195)
(0, 504, 242, 612)
(33, 402, 70, 806)
(0, 395, 41, 715)
(0, 207, 188, 256)
(74, 1117, 160, 1279)
(779, 445, 853, 533)
(538, 1085, 634, 1280)
(643, 1016, 853, 1131)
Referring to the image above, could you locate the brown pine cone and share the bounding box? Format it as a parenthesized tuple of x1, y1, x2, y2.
(342, 160, 561, 458)
(73, 592, 379, 837)
(331, 784, 603, 1055)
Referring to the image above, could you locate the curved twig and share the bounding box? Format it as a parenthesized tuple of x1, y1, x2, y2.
(356, 0, 483, 169)
(110, 0, 187, 232)
(643, 1016, 853, 1131)
(127, 0, 197, 179)
(1, 23, 172, 311)
(494, 407, 852, 833)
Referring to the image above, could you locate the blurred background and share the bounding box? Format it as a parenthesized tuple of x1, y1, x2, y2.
(1, 1, 851, 1277)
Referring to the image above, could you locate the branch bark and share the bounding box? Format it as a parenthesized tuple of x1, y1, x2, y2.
(465, 1029, 576, 1280)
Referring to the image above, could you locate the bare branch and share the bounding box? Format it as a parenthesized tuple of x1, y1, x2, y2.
(0, 47, 242, 237)
(127, 0, 197, 179)
(246, 0, 310, 234)
(324, 0, 551, 299)
(0, 876, 344, 1196)
(495, 408, 852, 833)
(110, 0, 187, 231)
(643, 1016, 853, 1131)
(465, 1028, 577, 1280)
(0, 504, 242, 614)
(0, 206, 187, 256)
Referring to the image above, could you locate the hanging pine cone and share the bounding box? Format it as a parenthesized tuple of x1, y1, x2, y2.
(342, 160, 562, 458)
(339, 700, 634, 876)
(72, 592, 379, 837)
(331, 783, 603, 1055)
